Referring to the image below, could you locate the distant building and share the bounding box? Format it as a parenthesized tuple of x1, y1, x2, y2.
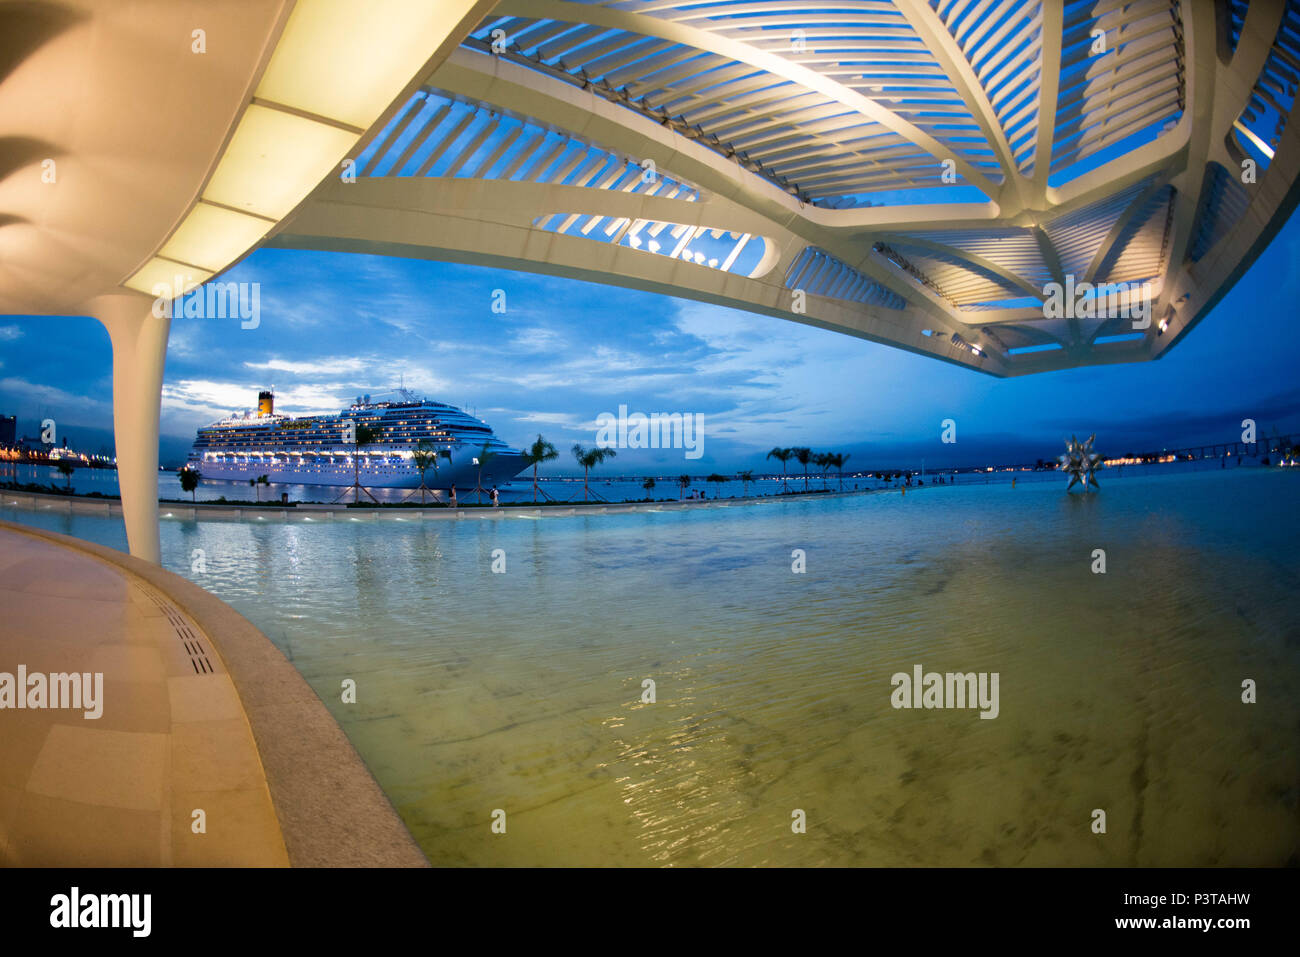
(0, 415, 14, 448)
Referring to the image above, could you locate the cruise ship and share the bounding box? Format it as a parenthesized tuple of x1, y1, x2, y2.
(187, 390, 528, 489)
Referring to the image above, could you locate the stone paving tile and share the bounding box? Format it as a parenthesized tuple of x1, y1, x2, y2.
(0, 528, 289, 866)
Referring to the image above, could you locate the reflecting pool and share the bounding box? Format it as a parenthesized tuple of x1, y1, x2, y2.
(5, 467, 1297, 865)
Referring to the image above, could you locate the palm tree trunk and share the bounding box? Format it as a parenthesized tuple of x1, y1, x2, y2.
(533, 463, 539, 502)
(583, 466, 589, 501)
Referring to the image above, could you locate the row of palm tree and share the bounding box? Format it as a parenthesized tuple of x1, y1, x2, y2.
(339, 425, 865, 506)
(508, 435, 857, 501)
(766, 447, 852, 492)
(816, 452, 852, 491)
(407, 437, 501, 505)
(517, 434, 622, 503)
(385, 428, 867, 506)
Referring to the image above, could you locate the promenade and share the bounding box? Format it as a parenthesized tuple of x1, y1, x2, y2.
(0, 521, 426, 867)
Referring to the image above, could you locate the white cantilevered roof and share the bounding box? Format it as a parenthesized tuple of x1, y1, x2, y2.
(269, 0, 1300, 375)
(6, 0, 1293, 378)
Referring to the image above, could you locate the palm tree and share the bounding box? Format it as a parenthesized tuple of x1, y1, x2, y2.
(571, 444, 616, 501)
(473, 442, 498, 504)
(642, 476, 656, 497)
(407, 440, 442, 504)
(813, 452, 832, 490)
(178, 466, 201, 502)
(766, 447, 793, 493)
(336, 423, 382, 504)
(677, 474, 691, 499)
(738, 469, 753, 497)
(706, 473, 726, 498)
(249, 474, 269, 502)
(830, 452, 850, 491)
(56, 459, 75, 491)
(792, 447, 813, 491)
(523, 435, 559, 502)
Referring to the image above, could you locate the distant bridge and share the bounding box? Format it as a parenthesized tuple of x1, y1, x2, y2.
(1131, 432, 1299, 462)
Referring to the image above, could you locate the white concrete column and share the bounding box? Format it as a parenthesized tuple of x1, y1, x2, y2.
(89, 292, 169, 564)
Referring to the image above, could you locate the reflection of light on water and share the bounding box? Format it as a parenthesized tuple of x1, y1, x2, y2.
(3, 467, 1298, 866)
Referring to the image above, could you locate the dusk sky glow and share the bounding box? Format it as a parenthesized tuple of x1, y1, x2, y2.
(2, 212, 1298, 473)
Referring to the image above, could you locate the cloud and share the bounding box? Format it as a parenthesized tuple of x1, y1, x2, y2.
(244, 357, 367, 377)
(162, 378, 356, 420)
(489, 408, 593, 431)
(506, 326, 564, 351)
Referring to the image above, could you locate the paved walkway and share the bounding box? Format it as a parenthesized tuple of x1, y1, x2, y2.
(0, 526, 288, 866)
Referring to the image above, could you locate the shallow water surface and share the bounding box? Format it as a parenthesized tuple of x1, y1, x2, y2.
(6, 468, 1297, 865)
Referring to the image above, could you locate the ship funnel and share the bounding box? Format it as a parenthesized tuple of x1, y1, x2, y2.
(257, 390, 274, 417)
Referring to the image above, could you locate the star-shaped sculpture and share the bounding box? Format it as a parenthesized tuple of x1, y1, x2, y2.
(1059, 434, 1102, 491)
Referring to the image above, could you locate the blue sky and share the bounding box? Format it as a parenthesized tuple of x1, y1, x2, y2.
(1, 212, 1298, 473)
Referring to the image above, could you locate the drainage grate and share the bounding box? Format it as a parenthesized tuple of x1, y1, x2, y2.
(133, 583, 215, 675)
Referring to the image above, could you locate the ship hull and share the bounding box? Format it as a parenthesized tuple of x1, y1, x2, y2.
(187, 453, 528, 489)
(189, 394, 528, 491)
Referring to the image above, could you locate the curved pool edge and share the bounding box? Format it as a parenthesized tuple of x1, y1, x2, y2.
(2, 484, 891, 523)
(0, 518, 429, 868)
